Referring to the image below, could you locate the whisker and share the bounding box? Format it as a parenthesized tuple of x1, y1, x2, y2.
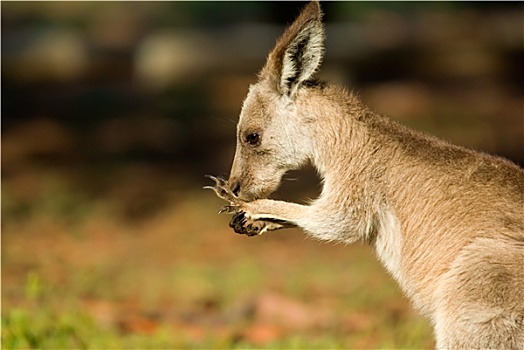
(283, 177, 300, 182)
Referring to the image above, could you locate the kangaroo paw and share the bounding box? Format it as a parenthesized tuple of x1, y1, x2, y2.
(204, 175, 242, 207)
(229, 211, 284, 236)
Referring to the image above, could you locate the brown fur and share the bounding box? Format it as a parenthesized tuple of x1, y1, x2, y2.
(216, 2, 524, 348)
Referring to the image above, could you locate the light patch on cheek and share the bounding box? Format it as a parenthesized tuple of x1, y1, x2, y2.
(241, 167, 285, 201)
(271, 98, 301, 160)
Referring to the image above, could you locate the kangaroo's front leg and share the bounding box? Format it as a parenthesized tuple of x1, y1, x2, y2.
(205, 175, 307, 236)
(230, 199, 307, 236)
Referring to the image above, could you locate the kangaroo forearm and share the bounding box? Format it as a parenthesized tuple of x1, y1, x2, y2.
(245, 198, 359, 242)
(245, 199, 309, 225)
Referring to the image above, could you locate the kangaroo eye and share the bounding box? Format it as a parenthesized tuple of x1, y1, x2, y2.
(245, 133, 261, 146)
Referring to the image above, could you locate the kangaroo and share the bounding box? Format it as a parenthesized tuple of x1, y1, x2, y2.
(205, 1, 524, 348)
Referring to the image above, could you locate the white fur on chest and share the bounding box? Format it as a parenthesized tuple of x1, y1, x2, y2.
(374, 209, 411, 295)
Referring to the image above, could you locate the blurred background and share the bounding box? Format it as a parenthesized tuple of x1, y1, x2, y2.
(2, 2, 523, 349)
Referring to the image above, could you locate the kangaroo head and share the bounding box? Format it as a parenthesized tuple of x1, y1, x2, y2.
(228, 1, 324, 201)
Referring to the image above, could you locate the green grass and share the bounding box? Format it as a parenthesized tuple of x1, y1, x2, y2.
(2, 173, 434, 349)
(2, 265, 433, 349)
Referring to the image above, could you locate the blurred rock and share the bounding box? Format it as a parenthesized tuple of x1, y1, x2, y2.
(3, 29, 88, 82)
(134, 25, 280, 90)
(134, 30, 217, 90)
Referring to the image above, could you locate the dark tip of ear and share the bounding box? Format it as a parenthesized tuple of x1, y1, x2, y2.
(259, 0, 324, 94)
(302, 0, 323, 21)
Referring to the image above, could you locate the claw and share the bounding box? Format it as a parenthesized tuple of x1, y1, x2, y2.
(204, 174, 241, 205)
(218, 205, 238, 214)
(205, 174, 227, 186)
(203, 175, 227, 194)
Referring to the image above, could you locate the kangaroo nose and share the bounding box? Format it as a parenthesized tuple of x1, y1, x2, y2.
(230, 179, 241, 196)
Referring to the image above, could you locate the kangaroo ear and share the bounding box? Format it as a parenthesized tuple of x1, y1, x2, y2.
(261, 1, 324, 98)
